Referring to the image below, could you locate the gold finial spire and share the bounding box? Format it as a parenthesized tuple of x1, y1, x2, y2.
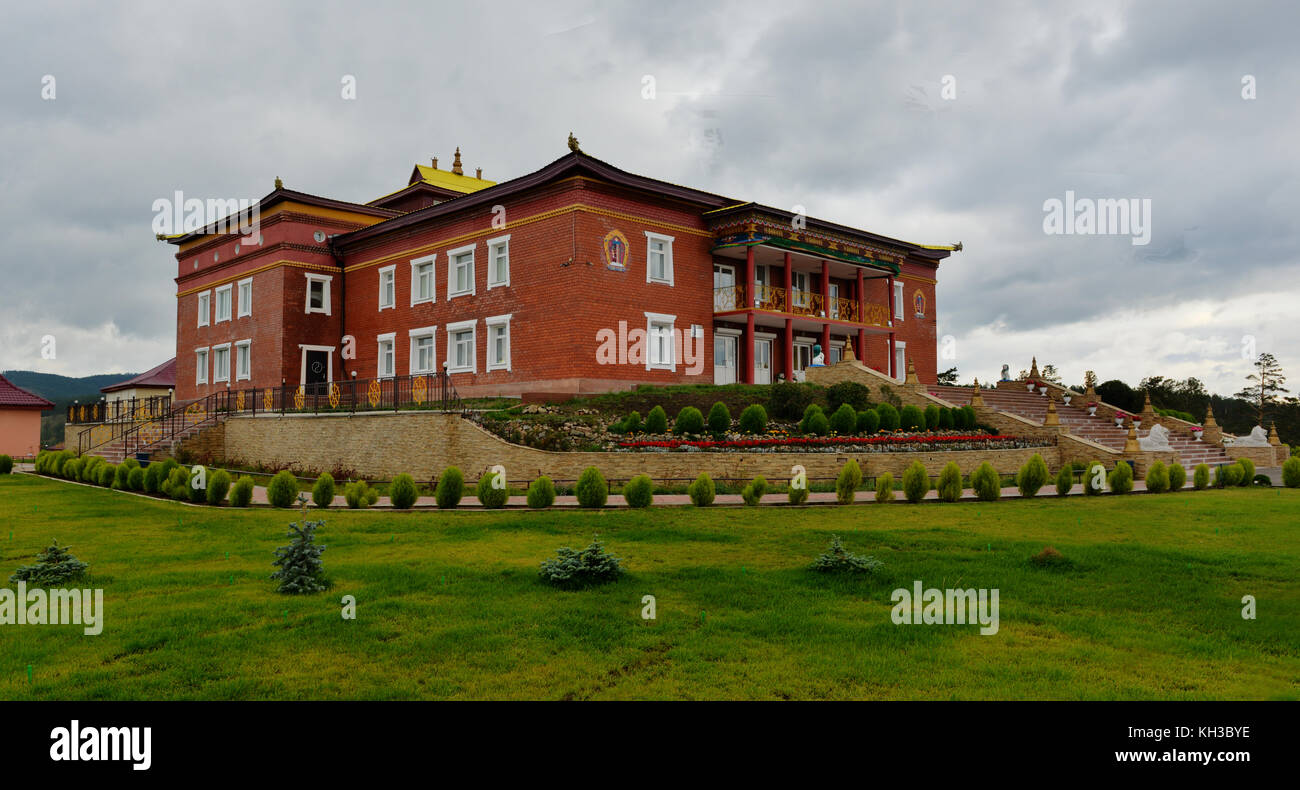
(843, 337, 855, 362)
(1028, 356, 1040, 379)
(431, 157, 438, 169)
(568, 132, 581, 153)
(451, 147, 463, 175)
(274, 176, 283, 190)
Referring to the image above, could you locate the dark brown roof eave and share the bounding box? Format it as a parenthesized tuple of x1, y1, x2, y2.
(163, 189, 401, 245)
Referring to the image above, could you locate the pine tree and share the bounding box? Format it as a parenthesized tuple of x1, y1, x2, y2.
(10, 540, 90, 585)
(1234, 353, 1288, 423)
(271, 502, 328, 594)
(936, 367, 958, 385)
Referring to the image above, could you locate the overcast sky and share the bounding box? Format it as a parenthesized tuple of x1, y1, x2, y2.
(1, 0, 1296, 395)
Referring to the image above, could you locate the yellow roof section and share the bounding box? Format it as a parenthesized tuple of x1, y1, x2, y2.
(412, 164, 496, 194)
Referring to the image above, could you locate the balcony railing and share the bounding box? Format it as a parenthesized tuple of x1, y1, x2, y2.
(713, 285, 889, 327)
(67, 395, 173, 425)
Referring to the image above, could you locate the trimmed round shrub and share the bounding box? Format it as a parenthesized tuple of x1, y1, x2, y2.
(1283, 456, 1300, 488)
(113, 462, 132, 490)
(127, 467, 145, 491)
(207, 470, 232, 505)
(644, 405, 668, 434)
(876, 403, 900, 432)
(389, 473, 418, 509)
(836, 460, 862, 504)
(98, 463, 116, 487)
(902, 460, 930, 503)
(874, 472, 895, 503)
(1168, 462, 1186, 492)
(826, 380, 871, 413)
(188, 470, 208, 503)
(788, 480, 809, 505)
(1016, 454, 1049, 498)
(829, 403, 857, 436)
(344, 481, 379, 509)
(741, 475, 767, 506)
(924, 405, 940, 430)
(1235, 458, 1255, 486)
(769, 381, 817, 419)
(267, 470, 300, 508)
(623, 411, 642, 434)
(1214, 463, 1237, 488)
(312, 473, 335, 508)
(1055, 465, 1073, 496)
(1108, 462, 1134, 494)
(165, 467, 191, 501)
(527, 476, 556, 508)
(0, 455, 12, 474)
(687, 473, 715, 507)
(79, 457, 102, 484)
(856, 409, 880, 435)
(937, 462, 962, 502)
(575, 466, 608, 508)
(938, 407, 955, 430)
(436, 466, 464, 509)
(706, 402, 731, 434)
(622, 474, 654, 508)
(229, 475, 255, 507)
(799, 404, 824, 434)
(52, 450, 74, 476)
(1084, 461, 1107, 495)
(899, 405, 925, 432)
(1193, 463, 1211, 490)
(143, 462, 165, 494)
(62, 458, 82, 482)
(971, 462, 1001, 501)
(963, 406, 978, 430)
(476, 469, 510, 508)
(1145, 461, 1169, 494)
(738, 404, 767, 434)
(674, 406, 705, 435)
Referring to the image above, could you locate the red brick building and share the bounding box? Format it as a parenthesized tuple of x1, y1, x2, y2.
(167, 144, 958, 401)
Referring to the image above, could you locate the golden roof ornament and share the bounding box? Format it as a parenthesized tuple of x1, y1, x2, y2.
(1028, 357, 1040, 379)
(1204, 404, 1218, 427)
(451, 147, 463, 175)
(568, 132, 581, 153)
(274, 176, 283, 190)
(843, 337, 855, 362)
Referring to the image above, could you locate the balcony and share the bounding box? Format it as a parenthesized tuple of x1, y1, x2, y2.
(713, 285, 889, 327)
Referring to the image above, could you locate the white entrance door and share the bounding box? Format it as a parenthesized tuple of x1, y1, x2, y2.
(713, 264, 736, 311)
(753, 339, 772, 384)
(894, 342, 906, 380)
(714, 334, 737, 384)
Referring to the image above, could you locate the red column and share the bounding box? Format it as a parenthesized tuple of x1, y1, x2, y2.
(821, 324, 831, 363)
(784, 318, 794, 381)
(783, 252, 792, 308)
(744, 247, 755, 384)
(887, 274, 897, 377)
(820, 260, 830, 318)
(855, 268, 866, 361)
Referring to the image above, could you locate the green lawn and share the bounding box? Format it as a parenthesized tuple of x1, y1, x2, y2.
(1, 474, 1296, 700)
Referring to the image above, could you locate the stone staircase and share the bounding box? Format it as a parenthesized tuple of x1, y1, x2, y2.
(79, 405, 222, 464)
(928, 384, 1231, 469)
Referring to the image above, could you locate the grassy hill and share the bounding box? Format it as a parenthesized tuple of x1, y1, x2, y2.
(2, 369, 138, 448)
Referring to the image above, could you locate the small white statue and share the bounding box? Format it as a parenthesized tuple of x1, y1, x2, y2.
(1233, 425, 1271, 447)
(1139, 423, 1173, 451)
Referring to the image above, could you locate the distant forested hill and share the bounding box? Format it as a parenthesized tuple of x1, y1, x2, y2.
(2, 370, 138, 448)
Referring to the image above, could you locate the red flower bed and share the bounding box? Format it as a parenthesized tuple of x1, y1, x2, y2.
(619, 433, 1018, 450)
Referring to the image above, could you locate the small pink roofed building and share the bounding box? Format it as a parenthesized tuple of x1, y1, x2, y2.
(101, 358, 176, 406)
(0, 373, 55, 458)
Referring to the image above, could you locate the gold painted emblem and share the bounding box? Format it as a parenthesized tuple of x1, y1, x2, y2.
(412, 375, 427, 404)
(293, 387, 305, 410)
(328, 383, 340, 408)
(264, 389, 273, 411)
(367, 379, 381, 408)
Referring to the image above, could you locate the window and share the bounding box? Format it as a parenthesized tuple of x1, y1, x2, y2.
(377, 333, 396, 379)
(235, 340, 251, 381)
(446, 319, 476, 373)
(237, 278, 252, 317)
(410, 254, 436, 306)
(894, 341, 907, 380)
(644, 311, 676, 371)
(378, 265, 396, 311)
(212, 343, 231, 383)
(195, 348, 209, 384)
(197, 290, 211, 327)
(215, 284, 232, 323)
(485, 314, 511, 372)
(645, 231, 674, 285)
(893, 280, 904, 321)
(487, 234, 510, 289)
(828, 283, 840, 319)
(408, 326, 437, 374)
(305, 273, 332, 315)
(447, 243, 475, 299)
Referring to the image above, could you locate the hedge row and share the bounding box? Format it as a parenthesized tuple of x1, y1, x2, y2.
(612, 399, 979, 437)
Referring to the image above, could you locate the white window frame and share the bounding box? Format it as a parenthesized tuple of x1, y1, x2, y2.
(446, 319, 477, 374)
(894, 340, 907, 381)
(486, 234, 510, 289)
(377, 332, 396, 379)
(485, 313, 512, 372)
(212, 342, 232, 384)
(235, 339, 252, 381)
(194, 347, 209, 385)
(214, 283, 233, 323)
(644, 311, 676, 371)
(447, 243, 476, 299)
(408, 325, 438, 374)
(305, 273, 333, 315)
(893, 280, 905, 322)
(237, 277, 253, 318)
(297, 344, 335, 386)
(378, 265, 397, 311)
(410, 254, 437, 306)
(645, 231, 675, 286)
(197, 290, 211, 327)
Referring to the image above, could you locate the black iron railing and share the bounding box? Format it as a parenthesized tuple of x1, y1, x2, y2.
(77, 371, 464, 456)
(67, 395, 172, 425)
